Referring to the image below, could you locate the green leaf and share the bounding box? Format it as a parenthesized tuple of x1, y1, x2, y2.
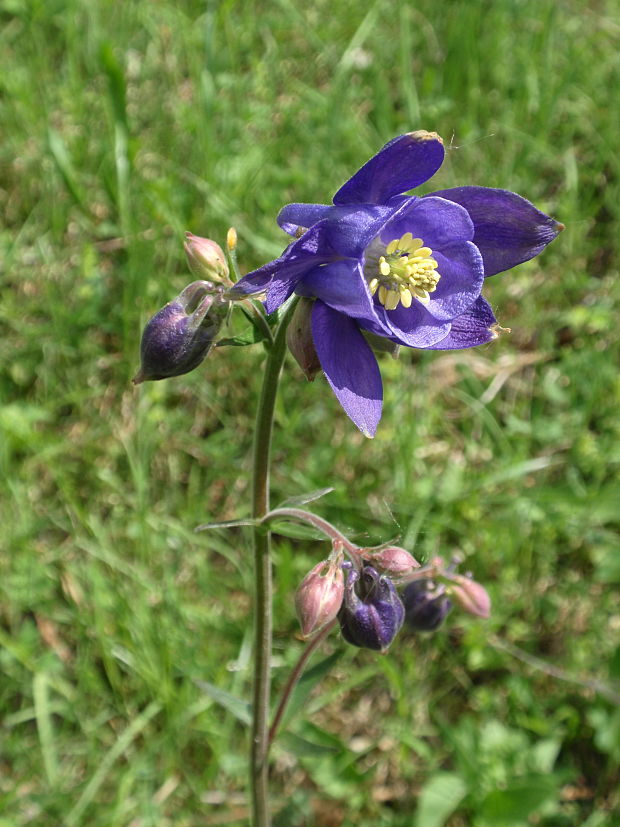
(592, 544, 620, 584)
(224, 306, 274, 346)
(609, 644, 620, 680)
(47, 129, 87, 212)
(589, 707, 620, 760)
(217, 326, 267, 347)
(530, 738, 561, 773)
(267, 520, 328, 541)
(195, 518, 257, 532)
(65, 701, 161, 827)
(194, 680, 251, 726)
(277, 730, 338, 758)
(414, 772, 468, 827)
(277, 488, 334, 508)
(479, 775, 559, 824)
(33, 672, 59, 786)
(99, 42, 128, 133)
(283, 651, 344, 728)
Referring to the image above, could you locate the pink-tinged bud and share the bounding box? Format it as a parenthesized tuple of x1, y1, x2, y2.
(449, 575, 491, 619)
(295, 557, 344, 638)
(184, 232, 230, 284)
(359, 546, 420, 577)
(286, 297, 321, 381)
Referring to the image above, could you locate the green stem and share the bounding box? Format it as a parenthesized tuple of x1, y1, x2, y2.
(226, 231, 242, 282)
(244, 300, 275, 347)
(250, 298, 299, 827)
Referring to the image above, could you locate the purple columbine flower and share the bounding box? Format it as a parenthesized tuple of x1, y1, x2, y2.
(233, 131, 563, 436)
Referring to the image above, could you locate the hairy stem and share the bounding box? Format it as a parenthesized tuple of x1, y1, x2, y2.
(250, 298, 298, 827)
(268, 620, 337, 746)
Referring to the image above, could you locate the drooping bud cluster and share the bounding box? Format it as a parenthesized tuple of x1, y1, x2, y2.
(133, 280, 229, 383)
(292, 527, 491, 653)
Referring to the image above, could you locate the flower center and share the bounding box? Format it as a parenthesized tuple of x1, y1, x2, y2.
(364, 232, 441, 311)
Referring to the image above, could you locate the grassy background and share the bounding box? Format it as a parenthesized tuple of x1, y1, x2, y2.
(1, 0, 619, 824)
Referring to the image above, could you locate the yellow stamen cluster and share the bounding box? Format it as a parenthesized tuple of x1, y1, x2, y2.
(366, 232, 441, 311)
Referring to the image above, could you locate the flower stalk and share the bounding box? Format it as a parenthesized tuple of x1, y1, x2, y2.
(262, 506, 360, 555)
(249, 297, 299, 827)
(268, 619, 337, 747)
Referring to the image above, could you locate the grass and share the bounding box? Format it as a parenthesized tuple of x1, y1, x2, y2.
(1, 0, 619, 824)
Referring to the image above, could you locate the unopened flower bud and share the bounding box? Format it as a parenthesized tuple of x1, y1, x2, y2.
(226, 227, 238, 251)
(338, 565, 404, 653)
(402, 579, 452, 632)
(359, 546, 420, 577)
(133, 281, 228, 383)
(295, 555, 344, 639)
(448, 574, 491, 619)
(184, 232, 230, 284)
(286, 297, 321, 381)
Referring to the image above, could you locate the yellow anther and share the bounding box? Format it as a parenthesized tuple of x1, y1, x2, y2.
(364, 232, 441, 311)
(384, 290, 400, 311)
(379, 257, 391, 276)
(399, 286, 413, 308)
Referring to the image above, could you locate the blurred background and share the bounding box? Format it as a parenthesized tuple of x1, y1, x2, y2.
(1, 0, 619, 824)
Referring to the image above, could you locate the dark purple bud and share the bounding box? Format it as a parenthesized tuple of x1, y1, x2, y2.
(402, 579, 452, 632)
(338, 565, 404, 653)
(133, 281, 229, 383)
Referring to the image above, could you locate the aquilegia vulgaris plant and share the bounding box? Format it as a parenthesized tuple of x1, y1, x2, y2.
(135, 131, 562, 825)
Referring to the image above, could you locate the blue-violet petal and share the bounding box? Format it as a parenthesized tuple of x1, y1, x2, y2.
(311, 301, 383, 437)
(427, 296, 497, 350)
(334, 131, 445, 206)
(428, 186, 562, 277)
